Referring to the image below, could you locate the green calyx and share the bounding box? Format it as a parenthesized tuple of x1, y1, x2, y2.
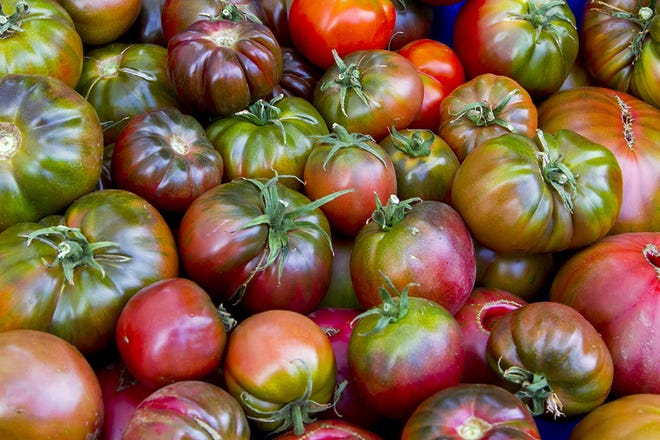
(389, 126, 433, 158)
(497, 359, 565, 418)
(234, 96, 318, 143)
(202, 2, 262, 23)
(535, 130, 577, 213)
(313, 123, 387, 170)
(509, 0, 576, 44)
(23, 225, 131, 285)
(447, 89, 520, 131)
(0, 1, 28, 36)
(370, 194, 421, 232)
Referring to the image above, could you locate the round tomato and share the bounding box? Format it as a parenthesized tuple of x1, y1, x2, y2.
(266, 47, 323, 102)
(288, 0, 396, 69)
(318, 235, 361, 309)
(397, 38, 465, 93)
(57, 0, 142, 46)
(313, 49, 424, 141)
(122, 0, 166, 45)
(223, 309, 337, 436)
(259, 0, 292, 46)
(451, 129, 623, 254)
(389, 0, 434, 51)
(274, 419, 384, 439)
(0, 329, 104, 440)
(0, 73, 103, 232)
(0, 0, 83, 88)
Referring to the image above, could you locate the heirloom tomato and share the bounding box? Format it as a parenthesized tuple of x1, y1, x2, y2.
(313, 49, 424, 141)
(274, 419, 384, 440)
(438, 73, 537, 162)
(76, 42, 183, 145)
(122, 380, 251, 439)
(111, 106, 224, 216)
(453, 0, 579, 98)
(0, 0, 83, 88)
(389, 0, 434, 51)
(122, 0, 166, 45)
(223, 310, 337, 436)
(487, 301, 614, 418)
(57, 0, 141, 45)
(350, 196, 476, 314)
(401, 384, 541, 439)
(451, 129, 623, 254)
(319, 235, 361, 309)
(178, 176, 345, 315)
(267, 47, 323, 102)
(167, 18, 282, 116)
(550, 232, 660, 395)
(0, 74, 103, 232)
(206, 95, 328, 192)
(259, 0, 291, 45)
(581, 0, 660, 108)
(0, 329, 103, 440)
(288, 0, 396, 69)
(348, 278, 465, 420)
(303, 124, 397, 237)
(538, 86, 660, 233)
(0, 189, 180, 355)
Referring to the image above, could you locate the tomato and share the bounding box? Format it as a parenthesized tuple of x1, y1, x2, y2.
(538, 86, 660, 233)
(111, 106, 224, 216)
(122, 380, 251, 439)
(451, 129, 623, 254)
(487, 301, 614, 418)
(259, 0, 292, 46)
(223, 309, 337, 436)
(116, 277, 228, 389)
(350, 196, 476, 314)
(57, 0, 142, 46)
(397, 38, 465, 93)
(0, 329, 103, 440)
(178, 176, 342, 315)
(581, 0, 660, 108)
(274, 419, 384, 439)
(288, 0, 396, 69)
(378, 127, 460, 202)
(453, 0, 579, 98)
(569, 394, 660, 440)
(0, 189, 180, 355)
(313, 49, 424, 141)
(550, 232, 660, 395)
(267, 47, 323, 102)
(347, 278, 465, 420)
(122, 0, 166, 45)
(303, 124, 398, 237)
(167, 18, 282, 117)
(206, 95, 328, 193)
(438, 73, 538, 162)
(401, 384, 541, 439)
(0, 0, 83, 88)
(0, 74, 103, 232)
(318, 235, 362, 309)
(388, 0, 434, 51)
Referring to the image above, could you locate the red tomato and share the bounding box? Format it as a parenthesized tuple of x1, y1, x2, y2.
(397, 38, 465, 92)
(274, 419, 384, 439)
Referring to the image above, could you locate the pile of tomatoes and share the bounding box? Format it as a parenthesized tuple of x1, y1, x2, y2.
(0, 0, 659, 438)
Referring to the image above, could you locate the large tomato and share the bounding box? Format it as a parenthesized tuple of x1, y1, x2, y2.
(550, 232, 660, 395)
(0, 74, 103, 232)
(287, 0, 396, 69)
(0, 329, 104, 440)
(453, 0, 579, 98)
(57, 0, 142, 45)
(0, 0, 83, 88)
(388, 0, 434, 51)
(313, 49, 424, 141)
(222, 309, 337, 436)
(0, 189, 180, 355)
(451, 129, 623, 254)
(538, 86, 660, 233)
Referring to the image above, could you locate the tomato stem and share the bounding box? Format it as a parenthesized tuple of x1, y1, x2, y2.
(509, 0, 576, 44)
(0, 1, 28, 36)
(389, 126, 433, 158)
(313, 123, 388, 169)
(535, 130, 577, 213)
(447, 89, 519, 131)
(370, 193, 421, 231)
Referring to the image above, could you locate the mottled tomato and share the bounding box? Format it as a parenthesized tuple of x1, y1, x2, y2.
(57, 0, 142, 45)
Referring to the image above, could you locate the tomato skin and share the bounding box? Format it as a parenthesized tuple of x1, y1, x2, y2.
(274, 419, 384, 440)
(397, 38, 465, 93)
(0, 0, 83, 88)
(401, 384, 541, 439)
(550, 232, 660, 395)
(569, 394, 660, 440)
(389, 0, 434, 51)
(122, 380, 251, 439)
(0, 329, 104, 440)
(267, 47, 323, 102)
(57, 0, 142, 46)
(288, 0, 396, 69)
(122, 0, 166, 45)
(487, 301, 614, 417)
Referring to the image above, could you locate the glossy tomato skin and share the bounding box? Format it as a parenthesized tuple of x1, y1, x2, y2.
(538, 86, 660, 233)
(259, 0, 292, 46)
(266, 47, 324, 102)
(451, 129, 623, 254)
(389, 0, 434, 51)
(313, 49, 424, 141)
(0, 329, 103, 440)
(167, 19, 282, 117)
(0, 189, 180, 355)
(0, 0, 83, 88)
(550, 232, 660, 395)
(401, 384, 541, 439)
(487, 301, 614, 417)
(274, 419, 384, 440)
(122, 0, 166, 45)
(57, 0, 142, 45)
(288, 0, 396, 69)
(569, 394, 660, 440)
(0, 74, 103, 232)
(111, 106, 224, 216)
(397, 38, 465, 94)
(453, 0, 579, 98)
(223, 310, 337, 434)
(122, 380, 251, 439)
(116, 277, 228, 389)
